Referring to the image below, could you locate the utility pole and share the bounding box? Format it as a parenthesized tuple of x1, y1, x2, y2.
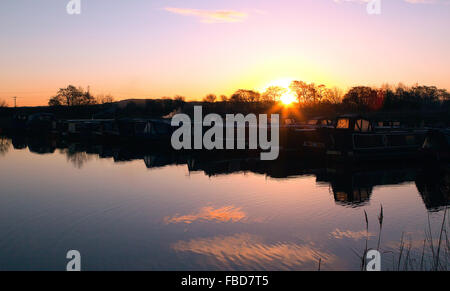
(12, 96, 17, 108)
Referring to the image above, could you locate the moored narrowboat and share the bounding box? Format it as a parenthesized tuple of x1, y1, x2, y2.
(323, 115, 427, 160)
(12, 114, 29, 132)
(64, 119, 118, 140)
(281, 117, 333, 152)
(117, 118, 174, 143)
(66, 119, 97, 138)
(26, 113, 55, 135)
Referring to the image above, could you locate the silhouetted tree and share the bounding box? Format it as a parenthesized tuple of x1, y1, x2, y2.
(410, 86, 441, 106)
(290, 81, 309, 103)
(48, 85, 96, 106)
(381, 84, 449, 110)
(327, 87, 344, 104)
(262, 86, 286, 102)
(290, 81, 325, 104)
(203, 94, 217, 103)
(0, 99, 7, 107)
(96, 94, 115, 104)
(220, 95, 228, 102)
(230, 89, 261, 102)
(315, 84, 328, 103)
(343, 86, 380, 110)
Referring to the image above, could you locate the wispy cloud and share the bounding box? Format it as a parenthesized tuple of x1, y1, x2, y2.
(164, 7, 248, 23)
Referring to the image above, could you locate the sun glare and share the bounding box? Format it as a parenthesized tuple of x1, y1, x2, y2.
(280, 91, 297, 105)
(261, 78, 298, 105)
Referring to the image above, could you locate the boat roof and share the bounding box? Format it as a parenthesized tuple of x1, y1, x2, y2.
(66, 119, 114, 122)
(336, 114, 369, 120)
(118, 118, 171, 124)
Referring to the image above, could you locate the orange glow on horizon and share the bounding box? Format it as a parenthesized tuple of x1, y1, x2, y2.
(260, 78, 298, 105)
(280, 91, 297, 105)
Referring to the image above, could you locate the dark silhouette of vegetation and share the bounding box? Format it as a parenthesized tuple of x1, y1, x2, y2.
(39, 82, 449, 118)
(230, 89, 261, 103)
(203, 94, 217, 103)
(0, 99, 7, 108)
(48, 85, 96, 106)
(290, 81, 343, 105)
(343, 86, 384, 111)
(262, 86, 286, 102)
(328, 87, 344, 104)
(382, 84, 450, 111)
(0, 82, 448, 132)
(96, 94, 115, 105)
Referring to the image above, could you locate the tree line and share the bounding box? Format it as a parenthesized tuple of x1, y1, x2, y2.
(201, 82, 450, 112)
(45, 82, 450, 114)
(200, 82, 343, 104)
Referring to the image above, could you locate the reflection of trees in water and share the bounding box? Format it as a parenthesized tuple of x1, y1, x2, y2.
(415, 166, 450, 212)
(4, 134, 450, 211)
(323, 167, 418, 208)
(0, 137, 11, 156)
(61, 147, 94, 169)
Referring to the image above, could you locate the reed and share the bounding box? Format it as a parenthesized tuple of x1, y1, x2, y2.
(394, 208, 448, 271)
(377, 205, 383, 250)
(356, 205, 449, 271)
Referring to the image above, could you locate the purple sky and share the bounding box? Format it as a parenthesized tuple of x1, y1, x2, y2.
(0, 0, 449, 105)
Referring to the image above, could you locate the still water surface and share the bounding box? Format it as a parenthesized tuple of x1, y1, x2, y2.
(0, 136, 448, 270)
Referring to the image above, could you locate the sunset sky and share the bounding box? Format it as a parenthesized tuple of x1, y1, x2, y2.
(0, 0, 449, 106)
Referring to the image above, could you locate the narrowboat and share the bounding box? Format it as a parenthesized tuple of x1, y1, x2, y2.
(66, 119, 97, 138)
(26, 113, 55, 135)
(298, 117, 334, 130)
(97, 120, 120, 140)
(281, 117, 333, 152)
(373, 120, 402, 131)
(322, 115, 427, 161)
(89, 119, 118, 139)
(63, 119, 118, 140)
(117, 118, 174, 143)
(12, 114, 29, 132)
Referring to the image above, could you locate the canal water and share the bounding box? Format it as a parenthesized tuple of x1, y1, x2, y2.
(0, 136, 448, 270)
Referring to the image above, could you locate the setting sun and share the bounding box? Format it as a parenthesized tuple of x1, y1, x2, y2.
(280, 91, 297, 105)
(260, 78, 298, 105)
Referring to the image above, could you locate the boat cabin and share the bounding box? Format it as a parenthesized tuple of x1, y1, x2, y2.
(295, 117, 334, 131)
(327, 115, 426, 160)
(12, 114, 29, 131)
(335, 116, 373, 132)
(374, 120, 401, 130)
(308, 118, 334, 127)
(26, 113, 55, 133)
(117, 119, 173, 140)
